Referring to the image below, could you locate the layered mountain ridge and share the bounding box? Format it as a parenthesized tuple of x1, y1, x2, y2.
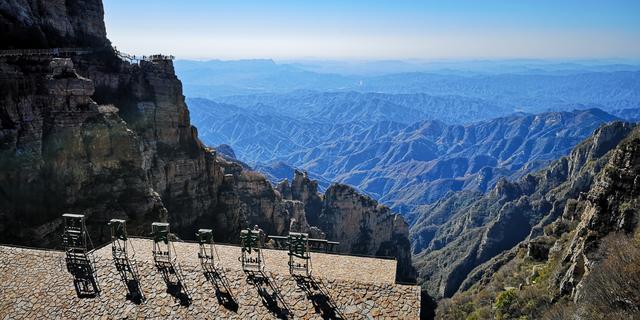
(190, 96, 621, 217)
(177, 59, 640, 114)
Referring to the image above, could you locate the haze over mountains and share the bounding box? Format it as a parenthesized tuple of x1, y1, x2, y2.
(176, 59, 640, 112)
(191, 95, 620, 210)
(178, 60, 639, 217)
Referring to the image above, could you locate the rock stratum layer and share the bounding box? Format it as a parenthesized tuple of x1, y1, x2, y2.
(0, 0, 415, 282)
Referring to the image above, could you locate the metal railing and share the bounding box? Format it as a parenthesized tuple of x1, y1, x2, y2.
(0, 47, 174, 64)
(0, 47, 92, 57)
(267, 235, 341, 253)
(0, 234, 396, 260)
(113, 47, 174, 64)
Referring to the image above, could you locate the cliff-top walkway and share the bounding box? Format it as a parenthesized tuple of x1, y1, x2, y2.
(0, 238, 420, 319)
(0, 47, 174, 63)
(0, 47, 92, 57)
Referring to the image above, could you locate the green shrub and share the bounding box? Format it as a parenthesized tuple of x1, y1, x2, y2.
(495, 289, 518, 319)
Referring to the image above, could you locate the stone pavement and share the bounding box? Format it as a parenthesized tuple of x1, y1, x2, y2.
(0, 239, 420, 319)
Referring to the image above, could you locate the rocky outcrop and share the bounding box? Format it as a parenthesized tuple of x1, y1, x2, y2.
(276, 179, 293, 200)
(0, 0, 108, 49)
(222, 170, 312, 237)
(0, 56, 167, 246)
(289, 170, 323, 225)
(0, 0, 415, 282)
(558, 125, 640, 297)
(319, 184, 416, 282)
(277, 172, 417, 282)
(411, 122, 635, 298)
(433, 124, 640, 319)
(321, 184, 403, 253)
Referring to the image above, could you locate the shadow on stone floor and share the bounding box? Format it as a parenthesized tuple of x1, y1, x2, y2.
(65, 254, 101, 299)
(246, 270, 292, 319)
(294, 275, 345, 320)
(203, 264, 239, 312)
(113, 256, 145, 304)
(155, 261, 192, 306)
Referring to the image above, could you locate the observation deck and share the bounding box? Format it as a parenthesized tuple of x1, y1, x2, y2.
(0, 238, 420, 319)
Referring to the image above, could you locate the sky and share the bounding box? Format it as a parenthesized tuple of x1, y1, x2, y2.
(103, 0, 640, 61)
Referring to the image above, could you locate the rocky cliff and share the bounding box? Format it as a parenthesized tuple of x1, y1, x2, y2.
(0, 39, 224, 246)
(0, 0, 108, 49)
(0, 54, 167, 245)
(411, 121, 635, 299)
(277, 170, 417, 282)
(434, 123, 640, 319)
(558, 124, 640, 297)
(0, 0, 414, 281)
(320, 183, 416, 282)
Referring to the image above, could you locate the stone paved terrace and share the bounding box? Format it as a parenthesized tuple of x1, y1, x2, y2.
(0, 238, 420, 319)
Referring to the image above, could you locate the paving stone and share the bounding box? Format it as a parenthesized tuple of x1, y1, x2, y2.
(0, 240, 420, 319)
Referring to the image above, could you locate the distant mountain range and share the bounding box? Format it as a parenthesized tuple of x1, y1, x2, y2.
(176, 59, 640, 112)
(262, 109, 620, 213)
(188, 95, 624, 215)
(612, 107, 640, 121)
(181, 61, 639, 220)
(187, 91, 514, 164)
(216, 91, 514, 125)
(356, 71, 640, 111)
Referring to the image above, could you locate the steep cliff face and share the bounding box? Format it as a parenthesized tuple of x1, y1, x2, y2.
(435, 124, 640, 319)
(0, 0, 415, 282)
(0, 0, 108, 49)
(102, 58, 221, 236)
(0, 28, 225, 243)
(277, 171, 417, 282)
(320, 184, 417, 282)
(288, 169, 324, 226)
(559, 126, 640, 297)
(0, 56, 167, 246)
(321, 184, 404, 254)
(411, 122, 635, 298)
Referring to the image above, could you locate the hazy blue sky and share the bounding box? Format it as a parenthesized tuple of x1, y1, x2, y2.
(104, 0, 640, 60)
